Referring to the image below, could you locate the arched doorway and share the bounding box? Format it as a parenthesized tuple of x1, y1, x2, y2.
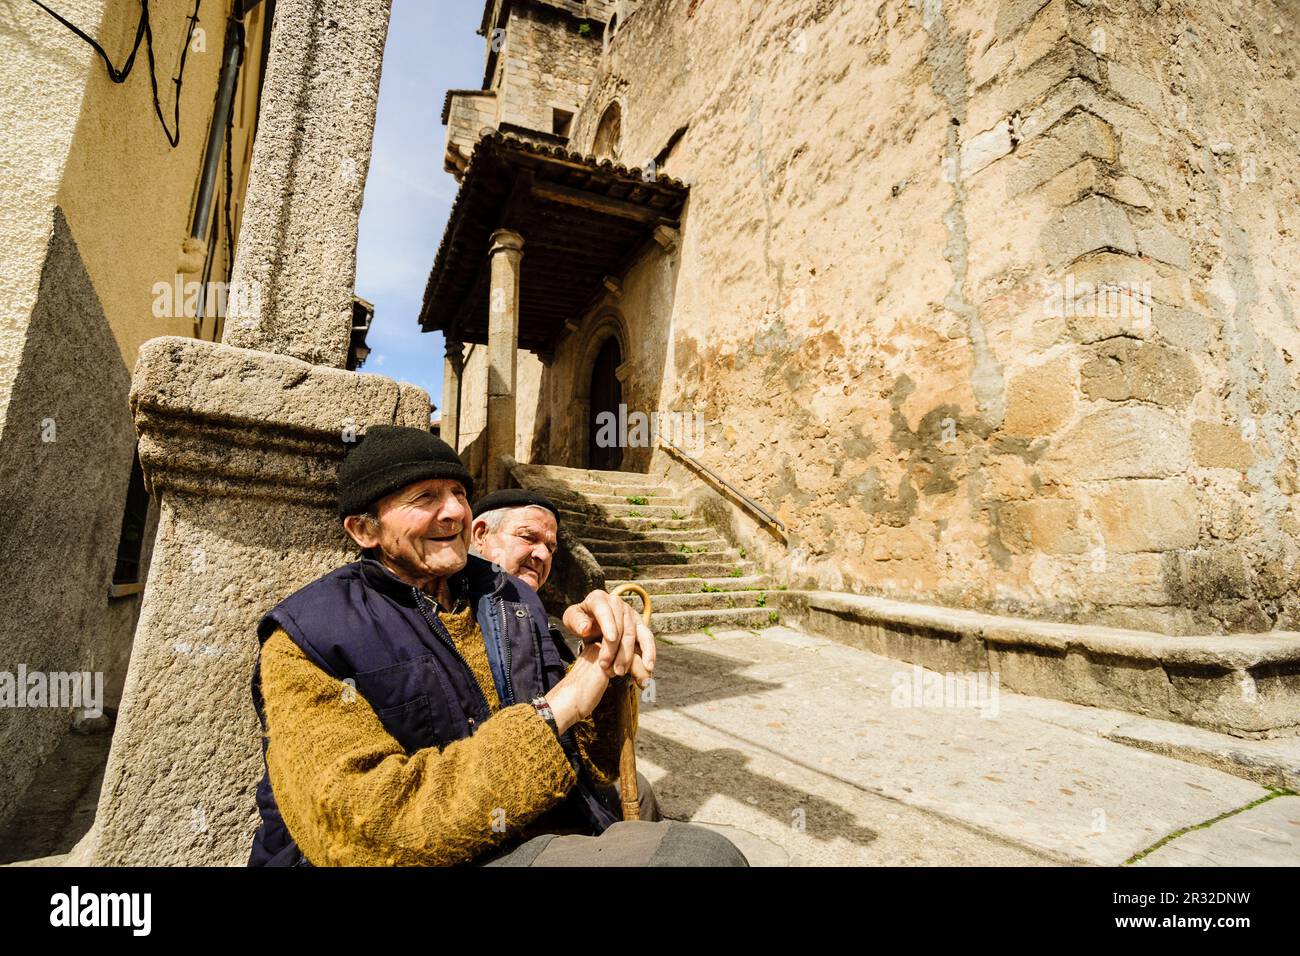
(588, 336, 623, 471)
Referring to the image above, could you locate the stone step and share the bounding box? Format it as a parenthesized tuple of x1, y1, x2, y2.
(569, 525, 722, 544)
(558, 509, 702, 531)
(521, 476, 678, 498)
(514, 463, 664, 490)
(648, 607, 779, 634)
(569, 520, 712, 535)
(602, 561, 754, 580)
(631, 575, 772, 595)
(542, 490, 688, 508)
(629, 589, 772, 612)
(517, 478, 681, 502)
(582, 535, 733, 556)
(587, 542, 734, 562)
(562, 502, 688, 520)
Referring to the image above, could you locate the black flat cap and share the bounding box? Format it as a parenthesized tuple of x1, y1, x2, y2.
(472, 489, 561, 525)
(337, 425, 473, 517)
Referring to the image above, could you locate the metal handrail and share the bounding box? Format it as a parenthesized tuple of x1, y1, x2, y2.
(658, 436, 786, 534)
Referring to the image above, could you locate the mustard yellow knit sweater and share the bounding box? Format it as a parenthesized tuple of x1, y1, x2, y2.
(259, 602, 633, 866)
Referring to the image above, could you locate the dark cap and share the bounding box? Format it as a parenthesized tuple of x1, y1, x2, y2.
(472, 488, 561, 526)
(337, 425, 473, 518)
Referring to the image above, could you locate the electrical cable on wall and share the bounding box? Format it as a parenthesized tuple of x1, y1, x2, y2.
(211, 72, 237, 341)
(223, 76, 235, 291)
(29, 0, 203, 147)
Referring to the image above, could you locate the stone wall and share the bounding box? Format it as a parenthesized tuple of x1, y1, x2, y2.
(508, 0, 1300, 637)
(496, 1, 604, 136)
(454, 339, 547, 480)
(447, 90, 499, 160)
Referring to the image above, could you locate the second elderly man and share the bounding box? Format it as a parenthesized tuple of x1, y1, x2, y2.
(469, 487, 663, 824)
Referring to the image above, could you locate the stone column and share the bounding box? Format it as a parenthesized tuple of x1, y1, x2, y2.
(486, 229, 523, 492)
(222, 0, 391, 367)
(442, 337, 464, 451)
(78, 0, 413, 866)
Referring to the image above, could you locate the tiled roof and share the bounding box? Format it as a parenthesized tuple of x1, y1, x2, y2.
(419, 131, 689, 353)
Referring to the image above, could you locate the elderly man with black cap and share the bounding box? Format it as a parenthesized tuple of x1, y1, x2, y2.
(469, 488, 565, 592)
(247, 425, 746, 867)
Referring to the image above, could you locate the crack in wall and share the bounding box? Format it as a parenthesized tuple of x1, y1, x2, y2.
(746, 93, 784, 304)
(915, 0, 1006, 430)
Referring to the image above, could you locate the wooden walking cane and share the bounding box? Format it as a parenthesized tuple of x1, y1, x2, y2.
(608, 582, 651, 821)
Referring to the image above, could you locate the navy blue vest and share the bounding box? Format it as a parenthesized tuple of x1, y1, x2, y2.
(247, 552, 618, 866)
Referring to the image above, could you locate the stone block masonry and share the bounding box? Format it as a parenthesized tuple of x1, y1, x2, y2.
(531, 0, 1300, 637)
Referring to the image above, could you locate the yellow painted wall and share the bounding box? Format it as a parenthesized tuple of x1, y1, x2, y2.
(57, 0, 269, 368)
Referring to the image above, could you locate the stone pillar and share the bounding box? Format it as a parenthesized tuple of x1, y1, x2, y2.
(222, 0, 391, 367)
(442, 337, 464, 451)
(486, 229, 523, 492)
(78, 0, 412, 866)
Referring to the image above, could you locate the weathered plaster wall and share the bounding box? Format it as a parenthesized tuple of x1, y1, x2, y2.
(0, 0, 267, 830)
(519, 0, 1300, 637)
(59, 0, 266, 364)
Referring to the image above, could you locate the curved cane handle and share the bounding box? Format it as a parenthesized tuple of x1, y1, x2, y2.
(608, 582, 651, 822)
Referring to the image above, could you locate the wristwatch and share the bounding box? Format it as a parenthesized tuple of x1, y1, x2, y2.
(529, 696, 560, 739)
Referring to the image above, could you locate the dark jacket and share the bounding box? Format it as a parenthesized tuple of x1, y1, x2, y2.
(247, 552, 618, 866)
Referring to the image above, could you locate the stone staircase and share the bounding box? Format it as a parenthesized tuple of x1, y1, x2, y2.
(511, 462, 780, 635)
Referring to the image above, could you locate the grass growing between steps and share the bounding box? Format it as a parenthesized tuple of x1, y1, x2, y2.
(1122, 787, 1297, 865)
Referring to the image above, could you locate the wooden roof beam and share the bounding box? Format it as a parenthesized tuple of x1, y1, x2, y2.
(529, 179, 661, 224)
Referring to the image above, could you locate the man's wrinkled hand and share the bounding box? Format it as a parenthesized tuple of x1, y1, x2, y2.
(562, 589, 656, 686)
(544, 642, 610, 734)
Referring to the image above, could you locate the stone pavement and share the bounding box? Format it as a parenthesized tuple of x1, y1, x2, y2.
(638, 625, 1299, 867)
(6, 622, 1295, 868)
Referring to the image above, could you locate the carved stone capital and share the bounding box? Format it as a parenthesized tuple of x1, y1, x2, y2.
(131, 337, 431, 508)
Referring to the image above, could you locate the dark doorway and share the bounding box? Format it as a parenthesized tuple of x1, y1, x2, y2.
(588, 337, 623, 471)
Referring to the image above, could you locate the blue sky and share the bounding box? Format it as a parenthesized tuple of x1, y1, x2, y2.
(354, 0, 485, 415)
